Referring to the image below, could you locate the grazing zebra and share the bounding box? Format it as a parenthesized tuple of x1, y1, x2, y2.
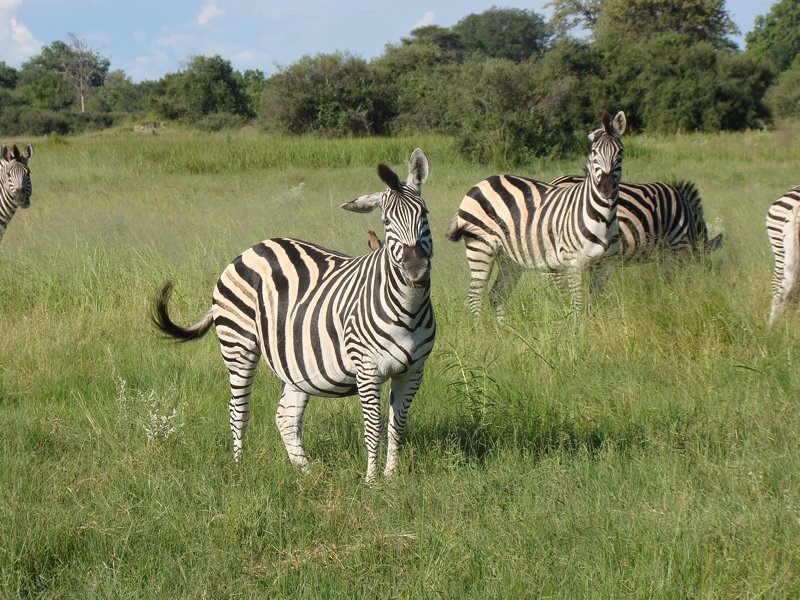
(152, 149, 435, 484)
(766, 185, 800, 324)
(0, 144, 34, 244)
(446, 110, 626, 318)
(549, 175, 723, 260)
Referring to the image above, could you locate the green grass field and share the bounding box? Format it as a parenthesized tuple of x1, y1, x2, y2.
(2, 125, 799, 598)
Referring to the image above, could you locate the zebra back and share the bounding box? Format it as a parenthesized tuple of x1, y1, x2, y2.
(550, 175, 720, 258)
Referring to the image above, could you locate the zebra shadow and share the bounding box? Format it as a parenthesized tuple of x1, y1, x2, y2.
(405, 410, 647, 467)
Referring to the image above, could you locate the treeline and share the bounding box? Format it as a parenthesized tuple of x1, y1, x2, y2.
(0, 0, 798, 164)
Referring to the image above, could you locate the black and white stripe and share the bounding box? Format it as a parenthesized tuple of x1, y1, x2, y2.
(766, 185, 800, 324)
(152, 149, 435, 483)
(0, 144, 33, 244)
(446, 111, 626, 317)
(550, 176, 723, 260)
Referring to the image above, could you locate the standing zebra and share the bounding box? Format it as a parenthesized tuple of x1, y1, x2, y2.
(446, 111, 626, 318)
(0, 144, 34, 244)
(766, 185, 800, 324)
(152, 149, 435, 484)
(549, 175, 723, 260)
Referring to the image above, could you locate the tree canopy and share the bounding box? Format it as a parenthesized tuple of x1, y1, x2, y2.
(0, 2, 792, 163)
(746, 0, 800, 72)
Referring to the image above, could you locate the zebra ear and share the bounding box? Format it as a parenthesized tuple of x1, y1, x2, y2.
(341, 192, 382, 213)
(612, 111, 626, 135)
(405, 148, 429, 192)
(1, 145, 10, 161)
(11, 145, 21, 159)
(378, 163, 401, 191)
(23, 144, 33, 160)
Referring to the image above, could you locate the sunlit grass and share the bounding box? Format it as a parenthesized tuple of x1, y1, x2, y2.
(1, 126, 799, 597)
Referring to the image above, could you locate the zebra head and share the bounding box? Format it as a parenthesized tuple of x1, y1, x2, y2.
(587, 111, 626, 201)
(1, 144, 33, 209)
(341, 148, 432, 286)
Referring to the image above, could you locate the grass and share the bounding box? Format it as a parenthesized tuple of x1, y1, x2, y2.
(1, 125, 799, 598)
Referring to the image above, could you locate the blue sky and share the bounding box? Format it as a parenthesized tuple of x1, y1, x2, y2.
(0, 1, 774, 82)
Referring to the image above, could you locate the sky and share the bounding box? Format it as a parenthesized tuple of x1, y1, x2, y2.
(0, 0, 775, 83)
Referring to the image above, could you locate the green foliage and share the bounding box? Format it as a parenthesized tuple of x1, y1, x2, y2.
(157, 55, 254, 124)
(596, 33, 771, 134)
(16, 41, 76, 110)
(599, 0, 738, 46)
(746, 0, 800, 72)
(258, 52, 384, 136)
(371, 42, 460, 135)
(765, 55, 800, 120)
(452, 7, 552, 61)
(0, 61, 17, 89)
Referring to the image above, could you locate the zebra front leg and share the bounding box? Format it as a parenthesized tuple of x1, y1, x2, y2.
(566, 263, 586, 313)
(275, 384, 311, 472)
(385, 369, 424, 478)
(357, 370, 383, 484)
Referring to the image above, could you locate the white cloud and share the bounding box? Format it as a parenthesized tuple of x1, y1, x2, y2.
(412, 11, 436, 30)
(197, 2, 224, 26)
(0, 0, 41, 67)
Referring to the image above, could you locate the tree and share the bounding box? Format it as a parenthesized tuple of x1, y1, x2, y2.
(746, 0, 800, 72)
(765, 55, 800, 120)
(549, 0, 737, 47)
(0, 62, 17, 89)
(453, 7, 552, 61)
(402, 25, 464, 61)
(157, 55, 253, 125)
(17, 41, 77, 110)
(258, 52, 382, 136)
(63, 34, 110, 113)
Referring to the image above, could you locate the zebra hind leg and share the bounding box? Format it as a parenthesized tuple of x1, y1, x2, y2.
(220, 339, 261, 462)
(489, 259, 523, 323)
(275, 384, 311, 472)
(464, 239, 496, 319)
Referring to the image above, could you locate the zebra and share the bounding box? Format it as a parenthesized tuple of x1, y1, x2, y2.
(445, 110, 626, 318)
(549, 175, 723, 260)
(152, 149, 435, 484)
(0, 144, 34, 244)
(766, 185, 800, 324)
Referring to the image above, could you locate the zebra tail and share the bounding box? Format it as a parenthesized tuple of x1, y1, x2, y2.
(151, 282, 214, 342)
(445, 214, 463, 242)
(675, 181, 719, 251)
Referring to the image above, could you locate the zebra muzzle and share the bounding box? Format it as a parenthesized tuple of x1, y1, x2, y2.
(598, 172, 617, 198)
(402, 243, 430, 285)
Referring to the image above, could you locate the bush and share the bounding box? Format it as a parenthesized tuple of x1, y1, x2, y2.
(765, 56, 800, 120)
(258, 52, 383, 137)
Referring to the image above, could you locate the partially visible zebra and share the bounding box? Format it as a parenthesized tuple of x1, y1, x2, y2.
(549, 175, 723, 260)
(152, 149, 435, 484)
(766, 185, 800, 324)
(0, 144, 34, 244)
(446, 110, 626, 317)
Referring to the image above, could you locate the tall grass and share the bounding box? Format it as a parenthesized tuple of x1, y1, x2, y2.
(1, 125, 799, 598)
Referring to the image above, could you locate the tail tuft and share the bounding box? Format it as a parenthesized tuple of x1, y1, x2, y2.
(445, 214, 463, 242)
(151, 282, 214, 342)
